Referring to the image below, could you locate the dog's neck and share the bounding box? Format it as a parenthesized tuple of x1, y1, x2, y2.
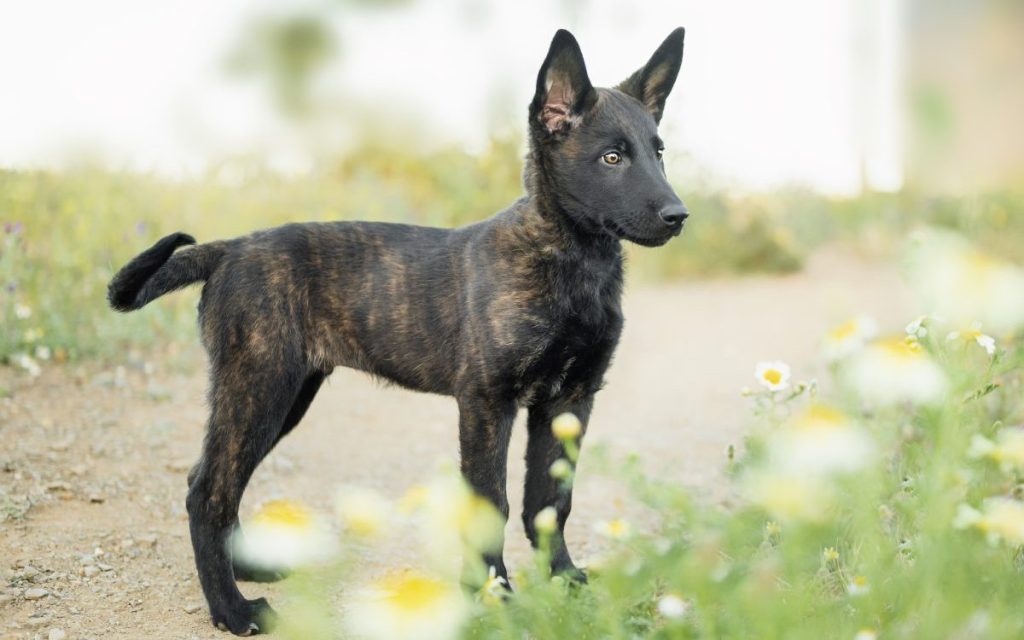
(521, 152, 621, 260)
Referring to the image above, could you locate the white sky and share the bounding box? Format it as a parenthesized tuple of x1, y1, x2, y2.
(0, 0, 902, 193)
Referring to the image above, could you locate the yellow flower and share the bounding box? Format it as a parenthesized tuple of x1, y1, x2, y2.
(335, 486, 393, 538)
(345, 570, 469, 640)
(595, 518, 632, 540)
(946, 324, 996, 356)
(847, 337, 947, 406)
(822, 315, 878, 361)
(231, 499, 336, 570)
(954, 498, 1024, 546)
(847, 575, 870, 596)
(968, 429, 1024, 472)
(822, 547, 840, 563)
(764, 521, 782, 537)
(551, 413, 582, 440)
(754, 361, 791, 391)
(765, 404, 874, 476)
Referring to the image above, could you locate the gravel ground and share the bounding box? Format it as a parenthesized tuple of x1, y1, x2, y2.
(0, 247, 911, 639)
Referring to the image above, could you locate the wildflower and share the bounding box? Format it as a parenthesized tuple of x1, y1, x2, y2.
(533, 506, 557, 535)
(548, 458, 573, 480)
(908, 230, 1024, 335)
(854, 629, 879, 640)
(764, 521, 782, 537)
(34, 345, 51, 361)
(968, 429, 1024, 472)
(345, 570, 469, 640)
(743, 470, 834, 523)
(765, 404, 874, 475)
(656, 593, 689, 619)
(822, 315, 878, 360)
(946, 324, 996, 356)
(905, 314, 929, 338)
(231, 499, 336, 570)
(412, 474, 504, 556)
(551, 413, 582, 440)
(847, 338, 947, 406)
(595, 518, 632, 540)
(14, 353, 41, 377)
(954, 498, 1024, 546)
(335, 486, 392, 538)
(822, 547, 840, 563)
(754, 361, 791, 391)
(478, 566, 508, 604)
(847, 575, 870, 596)
(14, 303, 31, 320)
(23, 327, 43, 343)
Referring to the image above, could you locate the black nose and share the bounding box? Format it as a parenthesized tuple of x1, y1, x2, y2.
(658, 203, 689, 226)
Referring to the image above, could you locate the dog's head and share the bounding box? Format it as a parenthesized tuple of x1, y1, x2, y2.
(528, 28, 687, 247)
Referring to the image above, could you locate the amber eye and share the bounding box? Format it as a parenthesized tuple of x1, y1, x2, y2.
(602, 151, 622, 165)
(656, 147, 665, 160)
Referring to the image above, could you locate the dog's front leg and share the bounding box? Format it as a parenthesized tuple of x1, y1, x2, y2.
(456, 391, 517, 588)
(522, 394, 594, 582)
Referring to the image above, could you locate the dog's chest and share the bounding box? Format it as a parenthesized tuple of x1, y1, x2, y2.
(510, 267, 622, 403)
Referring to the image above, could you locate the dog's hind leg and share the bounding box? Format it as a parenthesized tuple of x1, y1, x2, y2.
(232, 371, 327, 583)
(186, 360, 305, 636)
(522, 394, 593, 582)
(456, 391, 517, 588)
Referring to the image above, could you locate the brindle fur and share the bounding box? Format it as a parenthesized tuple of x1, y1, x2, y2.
(108, 28, 687, 635)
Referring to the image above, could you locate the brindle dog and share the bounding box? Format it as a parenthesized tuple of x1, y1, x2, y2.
(108, 28, 687, 635)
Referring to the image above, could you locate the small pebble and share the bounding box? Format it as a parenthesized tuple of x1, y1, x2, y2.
(98, 563, 113, 572)
(49, 629, 67, 640)
(82, 566, 100, 578)
(183, 603, 202, 614)
(24, 588, 48, 600)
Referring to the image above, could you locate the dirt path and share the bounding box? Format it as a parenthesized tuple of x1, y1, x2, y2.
(0, 247, 911, 639)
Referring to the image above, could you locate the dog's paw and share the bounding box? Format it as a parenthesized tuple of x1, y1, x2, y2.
(554, 565, 588, 586)
(233, 561, 289, 583)
(211, 597, 276, 636)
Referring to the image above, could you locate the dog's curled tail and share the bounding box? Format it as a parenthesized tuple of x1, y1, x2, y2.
(107, 232, 227, 312)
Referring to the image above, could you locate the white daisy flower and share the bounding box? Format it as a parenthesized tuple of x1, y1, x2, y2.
(14, 303, 31, 319)
(231, 499, 336, 571)
(954, 498, 1024, 546)
(905, 315, 929, 338)
(594, 518, 632, 540)
(847, 575, 871, 596)
(847, 338, 947, 406)
(335, 486, 393, 538)
(743, 469, 835, 523)
(822, 315, 878, 361)
(754, 361, 791, 391)
(656, 593, 689, 619)
(946, 324, 996, 356)
(765, 404, 874, 476)
(345, 570, 469, 640)
(14, 353, 41, 377)
(908, 230, 1024, 335)
(968, 429, 1024, 472)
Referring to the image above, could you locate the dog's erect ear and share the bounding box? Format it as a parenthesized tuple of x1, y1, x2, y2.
(531, 29, 597, 136)
(617, 27, 685, 124)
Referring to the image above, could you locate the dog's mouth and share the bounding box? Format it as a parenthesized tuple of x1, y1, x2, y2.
(603, 219, 681, 247)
